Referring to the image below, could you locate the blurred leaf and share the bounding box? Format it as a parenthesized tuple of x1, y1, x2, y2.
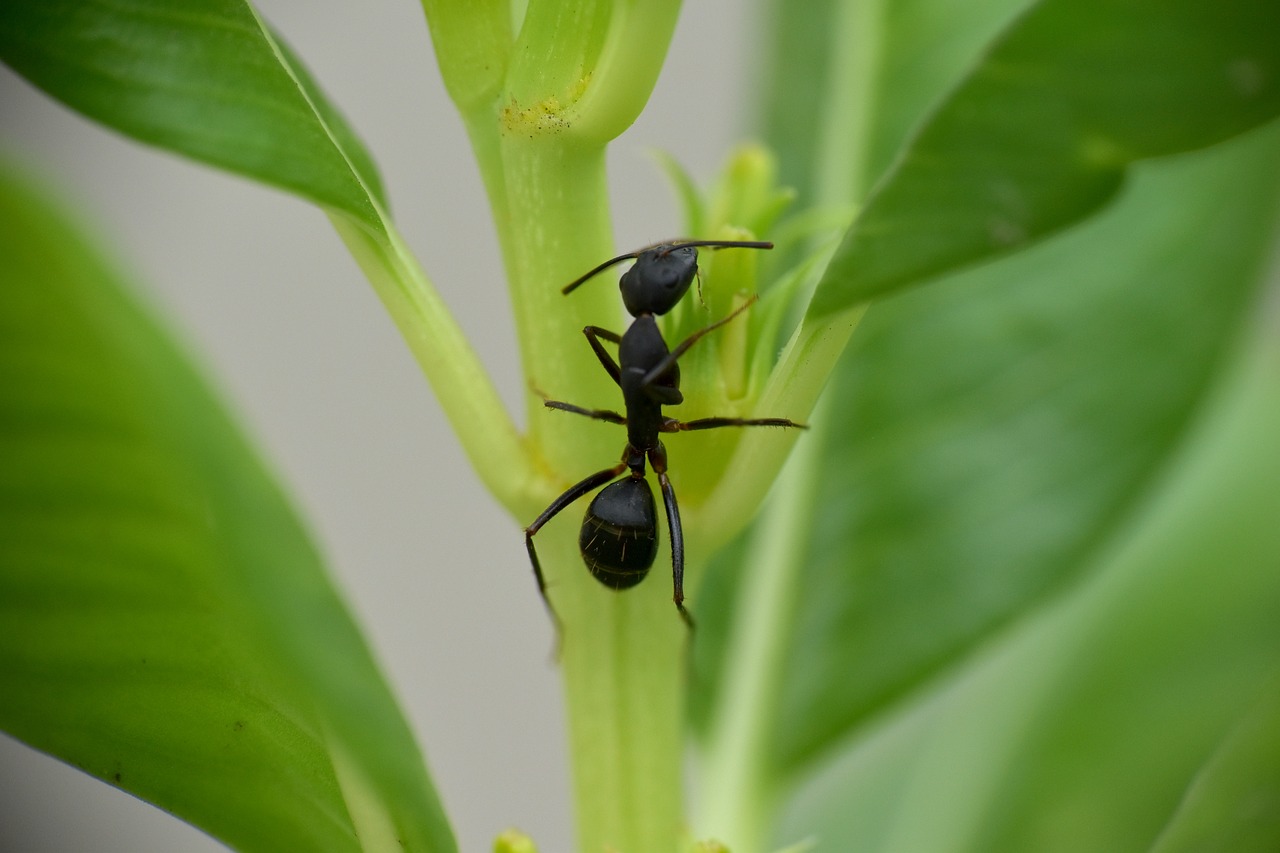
(847, 0, 1033, 200)
(810, 0, 1280, 313)
(759, 0, 1030, 205)
(691, 0, 1031, 731)
(0, 0, 388, 230)
(0, 165, 453, 851)
(755, 0, 1028, 282)
(651, 149, 707, 237)
(754, 0, 840, 208)
(1149, 677, 1280, 853)
(769, 119, 1280, 775)
(774, 299, 1280, 849)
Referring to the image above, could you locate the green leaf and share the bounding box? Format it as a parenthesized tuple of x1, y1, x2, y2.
(691, 0, 1034, 684)
(810, 0, 1280, 313)
(844, 0, 1034, 203)
(768, 119, 1280, 776)
(0, 0, 547, 521)
(1149, 677, 1280, 853)
(0, 0, 388, 231)
(0, 165, 454, 851)
(758, 0, 1030, 208)
(754, 0, 841, 207)
(775, 305, 1280, 848)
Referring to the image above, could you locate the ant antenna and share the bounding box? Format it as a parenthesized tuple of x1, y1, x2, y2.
(561, 240, 774, 295)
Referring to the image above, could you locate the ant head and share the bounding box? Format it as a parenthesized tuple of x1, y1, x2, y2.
(562, 240, 774, 317)
(619, 245, 699, 316)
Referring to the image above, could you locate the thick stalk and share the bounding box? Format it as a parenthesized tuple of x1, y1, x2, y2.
(549, 522, 689, 853)
(497, 136, 619, 476)
(498, 134, 689, 853)
(424, 4, 697, 848)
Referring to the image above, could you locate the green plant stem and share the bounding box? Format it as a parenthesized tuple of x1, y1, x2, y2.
(813, 0, 883, 205)
(691, 308, 864, 853)
(549, 521, 689, 853)
(496, 137, 620, 475)
(697, 395, 829, 853)
(694, 307, 865, 552)
(495, 133, 692, 852)
(330, 214, 536, 510)
(422, 6, 722, 849)
(494, 91, 689, 853)
(695, 0, 885, 841)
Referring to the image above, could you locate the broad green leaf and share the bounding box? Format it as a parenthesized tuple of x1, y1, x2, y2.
(1149, 677, 1280, 853)
(0, 0, 387, 231)
(0, 166, 453, 851)
(766, 119, 1280, 774)
(774, 304, 1280, 849)
(809, 0, 1280, 313)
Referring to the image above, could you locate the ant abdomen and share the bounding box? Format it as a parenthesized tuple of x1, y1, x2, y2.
(579, 477, 658, 590)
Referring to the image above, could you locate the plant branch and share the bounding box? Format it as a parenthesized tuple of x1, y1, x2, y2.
(329, 214, 538, 511)
(693, 305, 865, 552)
(420, 4, 700, 851)
(697, 397, 832, 853)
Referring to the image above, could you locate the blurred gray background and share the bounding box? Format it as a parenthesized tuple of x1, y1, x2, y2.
(0, 1, 753, 850)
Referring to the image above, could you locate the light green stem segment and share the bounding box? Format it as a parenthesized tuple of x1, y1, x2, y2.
(495, 138, 621, 474)
(545, 520, 690, 853)
(696, 308, 863, 853)
(813, 0, 884, 206)
(419, 4, 693, 851)
(697, 408, 829, 853)
(330, 213, 536, 510)
(695, 0, 884, 844)
(489, 132, 691, 852)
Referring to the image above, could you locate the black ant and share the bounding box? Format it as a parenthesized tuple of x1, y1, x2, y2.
(524, 240, 805, 628)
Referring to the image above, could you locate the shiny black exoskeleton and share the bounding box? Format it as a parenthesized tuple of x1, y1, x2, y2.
(524, 241, 805, 627)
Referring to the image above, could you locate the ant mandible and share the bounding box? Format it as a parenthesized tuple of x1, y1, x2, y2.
(523, 240, 805, 628)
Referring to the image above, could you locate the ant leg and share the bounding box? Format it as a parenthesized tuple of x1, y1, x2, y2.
(640, 296, 759, 389)
(525, 463, 628, 630)
(543, 399, 627, 425)
(583, 326, 623, 386)
(531, 385, 626, 425)
(672, 416, 807, 431)
(650, 447, 694, 629)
